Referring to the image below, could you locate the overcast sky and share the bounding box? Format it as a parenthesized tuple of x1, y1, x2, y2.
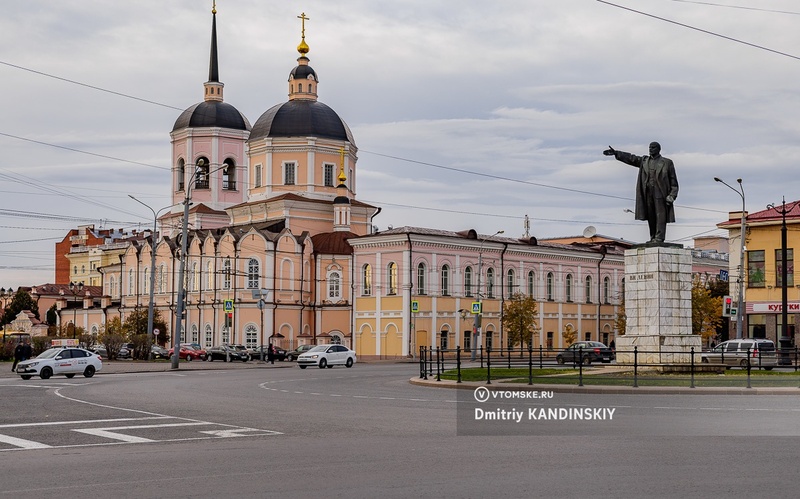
(2, 0, 800, 288)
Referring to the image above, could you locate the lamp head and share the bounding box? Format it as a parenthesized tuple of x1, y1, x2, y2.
(713, 177, 722, 182)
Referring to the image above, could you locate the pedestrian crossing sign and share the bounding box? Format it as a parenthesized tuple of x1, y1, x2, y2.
(411, 300, 419, 313)
(223, 299, 234, 312)
(471, 302, 481, 314)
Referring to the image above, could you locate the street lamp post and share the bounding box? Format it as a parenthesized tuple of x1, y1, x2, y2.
(68, 281, 84, 339)
(472, 230, 504, 361)
(129, 196, 174, 359)
(172, 160, 227, 369)
(1, 287, 12, 344)
(766, 198, 800, 348)
(714, 177, 746, 339)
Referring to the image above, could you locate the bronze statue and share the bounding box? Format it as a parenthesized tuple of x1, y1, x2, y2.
(604, 142, 679, 244)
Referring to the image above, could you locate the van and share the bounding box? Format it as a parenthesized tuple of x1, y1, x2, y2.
(701, 339, 777, 370)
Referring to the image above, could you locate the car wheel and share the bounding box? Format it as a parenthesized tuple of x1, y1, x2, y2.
(740, 359, 749, 368)
(40, 367, 53, 380)
(582, 355, 591, 366)
(764, 367, 774, 371)
(299, 365, 307, 369)
(701, 357, 709, 364)
(207, 355, 213, 361)
(83, 365, 96, 378)
(20, 375, 32, 380)
(345, 358, 353, 368)
(186, 355, 193, 362)
(556, 355, 564, 365)
(319, 358, 327, 369)
(65, 373, 75, 378)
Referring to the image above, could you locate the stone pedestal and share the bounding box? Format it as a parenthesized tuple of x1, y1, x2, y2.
(615, 245, 702, 364)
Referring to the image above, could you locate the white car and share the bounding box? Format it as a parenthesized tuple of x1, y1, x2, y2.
(297, 344, 356, 369)
(16, 347, 103, 380)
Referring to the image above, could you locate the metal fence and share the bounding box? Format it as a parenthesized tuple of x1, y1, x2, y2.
(419, 345, 800, 389)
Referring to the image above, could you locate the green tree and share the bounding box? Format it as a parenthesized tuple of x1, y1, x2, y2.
(1, 289, 39, 326)
(122, 308, 169, 359)
(99, 316, 126, 360)
(503, 293, 538, 354)
(692, 276, 723, 345)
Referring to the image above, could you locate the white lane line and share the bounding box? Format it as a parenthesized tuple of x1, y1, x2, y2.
(73, 429, 154, 443)
(0, 434, 52, 449)
(0, 416, 172, 429)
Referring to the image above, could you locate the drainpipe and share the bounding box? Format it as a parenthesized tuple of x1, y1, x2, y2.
(300, 240, 306, 344)
(500, 242, 508, 356)
(406, 232, 413, 358)
(596, 246, 607, 342)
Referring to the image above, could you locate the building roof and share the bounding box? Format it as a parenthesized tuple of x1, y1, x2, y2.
(311, 231, 358, 255)
(248, 100, 355, 144)
(172, 101, 251, 131)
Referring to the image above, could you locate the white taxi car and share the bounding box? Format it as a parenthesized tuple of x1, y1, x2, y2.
(16, 347, 103, 380)
(297, 344, 357, 369)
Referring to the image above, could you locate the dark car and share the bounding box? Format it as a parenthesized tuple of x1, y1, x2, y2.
(206, 345, 249, 362)
(249, 345, 287, 361)
(151, 345, 170, 359)
(286, 344, 315, 361)
(556, 341, 615, 365)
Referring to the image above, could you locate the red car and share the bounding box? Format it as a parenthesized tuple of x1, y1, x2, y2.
(167, 345, 207, 361)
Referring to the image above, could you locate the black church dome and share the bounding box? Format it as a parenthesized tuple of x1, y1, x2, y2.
(172, 101, 251, 132)
(248, 100, 355, 145)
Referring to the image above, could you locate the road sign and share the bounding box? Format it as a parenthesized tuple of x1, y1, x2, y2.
(153, 328, 160, 336)
(719, 270, 729, 282)
(411, 300, 419, 313)
(223, 299, 234, 312)
(471, 301, 482, 314)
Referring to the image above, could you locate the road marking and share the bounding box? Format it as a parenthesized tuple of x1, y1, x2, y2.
(0, 416, 171, 429)
(73, 429, 155, 443)
(0, 434, 52, 449)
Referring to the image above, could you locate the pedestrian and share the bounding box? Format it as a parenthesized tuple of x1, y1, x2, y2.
(12, 341, 24, 372)
(267, 343, 275, 364)
(22, 339, 32, 361)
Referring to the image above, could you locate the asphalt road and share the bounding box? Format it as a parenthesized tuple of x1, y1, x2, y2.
(1, 363, 799, 498)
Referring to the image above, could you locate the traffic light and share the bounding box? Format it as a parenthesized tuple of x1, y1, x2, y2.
(225, 312, 233, 328)
(722, 295, 733, 317)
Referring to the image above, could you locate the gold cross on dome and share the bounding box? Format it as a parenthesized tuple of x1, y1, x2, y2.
(298, 12, 310, 38)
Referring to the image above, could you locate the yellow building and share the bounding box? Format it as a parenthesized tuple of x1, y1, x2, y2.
(718, 202, 800, 343)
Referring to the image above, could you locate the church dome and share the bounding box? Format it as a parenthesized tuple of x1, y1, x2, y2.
(248, 100, 355, 144)
(172, 101, 251, 132)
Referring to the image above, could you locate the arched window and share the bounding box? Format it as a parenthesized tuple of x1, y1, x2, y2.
(328, 271, 341, 299)
(223, 258, 232, 290)
(142, 268, 150, 294)
(585, 275, 593, 303)
(487, 268, 495, 298)
(129, 269, 135, 295)
(417, 262, 426, 295)
(245, 323, 258, 349)
(546, 272, 554, 301)
(362, 264, 372, 296)
(177, 158, 185, 191)
(507, 269, 515, 297)
(191, 324, 199, 344)
(189, 263, 196, 292)
(108, 276, 115, 297)
(158, 264, 167, 293)
(566, 274, 573, 302)
(204, 324, 213, 347)
(81, 265, 85, 274)
(441, 264, 450, 296)
(223, 160, 236, 190)
(527, 270, 535, 297)
(74, 265, 78, 276)
(603, 276, 610, 304)
(387, 262, 398, 295)
(195, 157, 210, 189)
(464, 266, 472, 297)
(247, 258, 260, 289)
(254, 164, 262, 188)
(206, 261, 213, 290)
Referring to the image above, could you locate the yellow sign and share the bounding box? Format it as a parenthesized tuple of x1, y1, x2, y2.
(471, 302, 482, 314)
(224, 299, 234, 312)
(411, 300, 419, 313)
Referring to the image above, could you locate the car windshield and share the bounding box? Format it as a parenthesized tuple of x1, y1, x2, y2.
(36, 348, 63, 359)
(306, 346, 328, 353)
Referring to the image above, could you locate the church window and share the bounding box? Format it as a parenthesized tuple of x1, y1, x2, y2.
(284, 162, 296, 185)
(324, 164, 335, 187)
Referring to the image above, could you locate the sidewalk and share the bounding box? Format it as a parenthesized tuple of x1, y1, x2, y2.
(0, 358, 294, 378)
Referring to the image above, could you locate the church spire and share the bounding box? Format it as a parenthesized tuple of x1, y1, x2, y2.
(204, 1, 224, 102)
(288, 12, 318, 102)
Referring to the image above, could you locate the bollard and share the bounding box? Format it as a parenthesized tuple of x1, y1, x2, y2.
(528, 343, 533, 386)
(486, 346, 492, 385)
(420, 346, 427, 380)
(456, 346, 462, 383)
(436, 346, 441, 382)
(690, 347, 695, 389)
(633, 346, 639, 388)
(746, 347, 752, 389)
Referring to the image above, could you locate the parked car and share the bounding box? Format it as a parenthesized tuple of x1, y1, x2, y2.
(151, 345, 170, 359)
(231, 344, 252, 361)
(297, 344, 357, 369)
(701, 339, 776, 370)
(249, 345, 287, 361)
(16, 347, 102, 380)
(206, 345, 249, 362)
(286, 344, 315, 361)
(556, 341, 615, 365)
(168, 345, 207, 361)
